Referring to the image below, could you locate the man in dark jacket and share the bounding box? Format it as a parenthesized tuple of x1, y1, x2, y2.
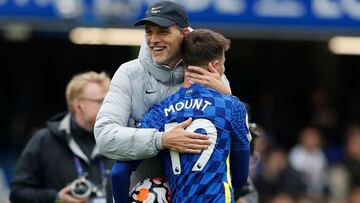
(10, 71, 113, 203)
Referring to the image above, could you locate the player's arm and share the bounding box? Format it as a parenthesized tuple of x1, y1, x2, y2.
(111, 160, 141, 203)
(229, 99, 251, 196)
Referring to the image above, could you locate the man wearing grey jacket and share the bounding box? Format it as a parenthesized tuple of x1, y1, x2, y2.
(94, 1, 258, 202)
(94, 0, 230, 182)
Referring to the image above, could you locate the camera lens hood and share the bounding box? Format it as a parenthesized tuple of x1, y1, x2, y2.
(70, 177, 92, 198)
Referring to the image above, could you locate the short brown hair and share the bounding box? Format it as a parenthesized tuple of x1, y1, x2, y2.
(181, 29, 231, 68)
(66, 71, 110, 112)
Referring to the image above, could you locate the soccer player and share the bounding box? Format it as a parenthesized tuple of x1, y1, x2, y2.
(112, 29, 251, 203)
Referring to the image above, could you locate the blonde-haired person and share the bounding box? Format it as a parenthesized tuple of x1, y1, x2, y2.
(66, 71, 110, 130)
(10, 71, 114, 203)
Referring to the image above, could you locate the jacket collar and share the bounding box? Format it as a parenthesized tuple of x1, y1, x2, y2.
(139, 58, 184, 84)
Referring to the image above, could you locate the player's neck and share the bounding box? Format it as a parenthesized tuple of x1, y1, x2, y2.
(183, 68, 193, 88)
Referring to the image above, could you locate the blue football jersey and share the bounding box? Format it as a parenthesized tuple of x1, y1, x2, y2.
(139, 83, 250, 203)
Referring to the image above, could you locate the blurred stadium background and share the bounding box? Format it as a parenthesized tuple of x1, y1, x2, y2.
(1, 0, 360, 202)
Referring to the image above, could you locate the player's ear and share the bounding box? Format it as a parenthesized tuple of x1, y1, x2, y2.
(210, 60, 220, 71)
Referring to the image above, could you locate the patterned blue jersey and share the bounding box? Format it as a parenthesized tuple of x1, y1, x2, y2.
(139, 83, 250, 203)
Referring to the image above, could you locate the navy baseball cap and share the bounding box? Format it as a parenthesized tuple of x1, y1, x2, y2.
(134, 1, 189, 28)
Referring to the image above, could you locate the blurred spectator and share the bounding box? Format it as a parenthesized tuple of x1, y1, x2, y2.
(288, 126, 328, 199)
(348, 186, 360, 203)
(254, 148, 306, 203)
(297, 196, 324, 203)
(328, 125, 360, 203)
(10, 71, 113, 203)
(0, 166, 10, 203)
(310, 87, 340, 164)
(327, 163, 349, 203)
(250, 126, 274, 179)
(343, 126, 360, 187)
(267, 193, 296, 203)
(310, 87, 337, 131)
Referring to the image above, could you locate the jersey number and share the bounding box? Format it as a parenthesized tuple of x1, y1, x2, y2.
(164, 119, 217, 175)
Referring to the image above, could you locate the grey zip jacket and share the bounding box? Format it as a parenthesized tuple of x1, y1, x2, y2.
(94, 40, 230, 161)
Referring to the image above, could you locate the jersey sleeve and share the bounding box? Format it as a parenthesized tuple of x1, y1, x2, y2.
(229, 98, 251, 188)
(111, 160, 141, 203)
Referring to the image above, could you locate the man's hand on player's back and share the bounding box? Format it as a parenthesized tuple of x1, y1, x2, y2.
(162, 117, 210, 153)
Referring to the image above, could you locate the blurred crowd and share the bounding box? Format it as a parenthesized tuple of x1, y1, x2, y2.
(250, 120, 360, 203)
(246, 86, 360, 203)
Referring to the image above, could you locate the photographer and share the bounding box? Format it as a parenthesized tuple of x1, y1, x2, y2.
(10, 71, 113, 203)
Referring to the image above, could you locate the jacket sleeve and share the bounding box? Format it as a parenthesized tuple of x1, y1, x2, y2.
(10, 130, 58, 203)
(94, 65, 163, 161)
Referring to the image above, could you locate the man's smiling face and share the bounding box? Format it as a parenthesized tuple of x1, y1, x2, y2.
(145, 23, 185, 68)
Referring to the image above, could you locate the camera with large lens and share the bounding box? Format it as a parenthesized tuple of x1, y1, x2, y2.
(70, 177, 103, 199)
